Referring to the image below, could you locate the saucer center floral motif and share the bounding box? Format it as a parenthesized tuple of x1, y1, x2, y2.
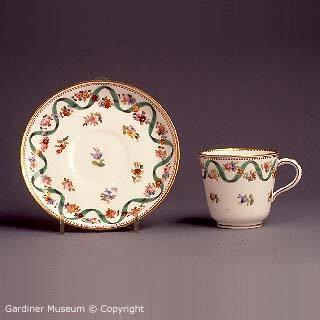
(55, 136, 69, 154)
(209, 193, 220, 203)
(238, 194, 254, 206)
(122, 125, 140, 141)
(91, 147, 105, 167)
(131, 162, 144, 183)
(62, 178, 75, 192)
(100, 187, 118, 203)
(83, 112, 102, 126)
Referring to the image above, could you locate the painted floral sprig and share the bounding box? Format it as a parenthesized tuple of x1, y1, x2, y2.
(83, 112, 102, 126)
(133, 106, 150, 125)
(209, 193, 220, 203)
(62, 178, 75, 192)
(131, 162, 144, 182)
(60, 106, 74, 118)
(72, 90, 92, 102)
(118, 93, 136, 105)
(100, 187, 118, 203)
(90, 147, 105, 167)
(123, 125, 140, 141)
(238, 194, 254, 206)
(55, 136, 69, 154)
(105, 208, 119, 219)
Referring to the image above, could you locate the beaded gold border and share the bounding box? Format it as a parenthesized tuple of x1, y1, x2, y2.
(199, 147, 279, 160)
(20, 80, 180, 231)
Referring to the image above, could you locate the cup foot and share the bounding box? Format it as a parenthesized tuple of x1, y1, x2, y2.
(217, 223, 263, 230)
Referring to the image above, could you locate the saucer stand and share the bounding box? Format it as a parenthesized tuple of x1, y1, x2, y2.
(59, 214, 64, 234)
(59, 214, 140, 234)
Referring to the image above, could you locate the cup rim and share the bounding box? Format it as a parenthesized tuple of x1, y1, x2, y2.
(199, 147, 279, 158)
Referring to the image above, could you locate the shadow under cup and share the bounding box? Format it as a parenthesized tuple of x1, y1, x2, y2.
(199, 148, 302, 229)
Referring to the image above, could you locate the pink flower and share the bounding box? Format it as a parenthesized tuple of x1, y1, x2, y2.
(40, 115, 53, 129)
(41, 175, 52, 187)
(62, 178, 75, 192)
(119, 94, 136, 105)
(40, 136, 49, 152)
(144, 183, 156, 197)
(133, 111, 149, 125)
(156, 122, 167, 137)
(162, 165, 171, 180)
(83, 112, 102, 126)
(28, 156, 37, 171)
(155, 146, 167, 159)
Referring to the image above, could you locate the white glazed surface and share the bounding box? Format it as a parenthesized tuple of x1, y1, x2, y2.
(21, 80, 180, 230)
(202, 159, 275, 227)
(201, 156, 276, 227)
(200, 148, 302, 228)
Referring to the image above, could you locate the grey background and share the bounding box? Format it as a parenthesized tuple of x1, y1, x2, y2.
(1, 0, 320, 319)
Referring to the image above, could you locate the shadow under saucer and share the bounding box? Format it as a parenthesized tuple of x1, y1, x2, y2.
(0, 211, 147, 233)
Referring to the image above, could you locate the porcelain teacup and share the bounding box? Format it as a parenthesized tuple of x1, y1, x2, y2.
(199, 147, 302, 229)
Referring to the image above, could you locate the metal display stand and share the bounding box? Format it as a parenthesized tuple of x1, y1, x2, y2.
(60, 214, 64, 234)
(59, 76, 140, 234)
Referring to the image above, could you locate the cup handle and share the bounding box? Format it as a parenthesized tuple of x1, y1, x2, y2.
(272, 158, 302, 202)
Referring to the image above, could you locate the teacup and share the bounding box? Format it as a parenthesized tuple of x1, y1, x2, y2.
(199, 147, 302, 229)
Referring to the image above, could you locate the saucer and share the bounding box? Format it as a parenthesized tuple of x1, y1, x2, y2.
(21, 80, 180, 230)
